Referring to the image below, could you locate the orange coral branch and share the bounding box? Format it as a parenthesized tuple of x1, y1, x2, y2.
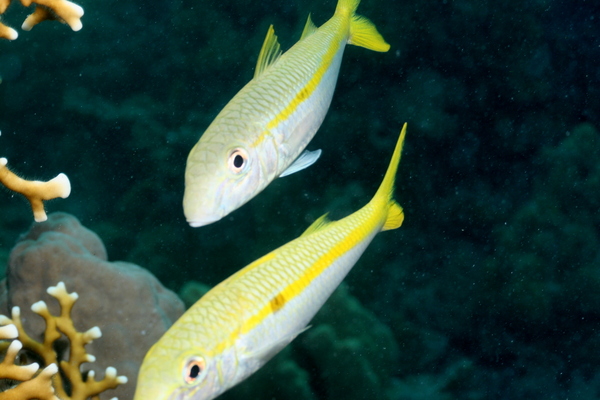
(0, 157, 71, 222)
(0, 22, 18, 40)
(20, 0, 83, 31)
(0, 0, 18, 39)
(0, 324, 59, 400)
(0, 283, 128, 399)
(0, 0, 83, 40)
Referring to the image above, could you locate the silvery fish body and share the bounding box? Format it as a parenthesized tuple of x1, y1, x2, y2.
(183, 0, 389, 227)
(134, 124, 407, 400)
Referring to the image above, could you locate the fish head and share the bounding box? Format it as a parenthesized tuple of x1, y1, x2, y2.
(183, 137, 271, 227)
(134, 345, 223, 400)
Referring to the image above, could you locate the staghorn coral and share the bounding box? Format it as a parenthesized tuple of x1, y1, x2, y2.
(0, 0, 83, 40)
(0, 158, 71, 223)
(0, 323, 59, 400)
(0, 282, 127, 400)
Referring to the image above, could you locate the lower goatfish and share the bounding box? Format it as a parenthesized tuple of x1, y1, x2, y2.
(183, 0, 389, 227)
(134, 124, 408, 400)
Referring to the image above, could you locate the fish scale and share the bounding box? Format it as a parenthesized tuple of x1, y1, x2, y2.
(183, 0, 390, 227)
(134, 123, 407, 400)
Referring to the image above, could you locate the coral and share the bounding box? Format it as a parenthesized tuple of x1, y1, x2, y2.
(0, 158, 71, 223)
(0, 212, 185, 400)
(0, 0, 597, 397)
(0, 0, 83, 40)
(222, 348, 317, 400)
(178, 280, 210, 309)
(297, 283, 399, 400)
(0, 323, 59, 400)
(0, 282, 127, 400)
(485, 122, 600, 329)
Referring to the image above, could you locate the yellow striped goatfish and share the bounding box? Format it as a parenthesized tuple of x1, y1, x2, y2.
(134, 124, 407, 400)
(183, 0, 389, 227)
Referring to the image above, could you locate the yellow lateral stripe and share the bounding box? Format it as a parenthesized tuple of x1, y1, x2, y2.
(266, 19, 346, 131)
(238, 203, 383, 338)
(250, 130, 271, 149)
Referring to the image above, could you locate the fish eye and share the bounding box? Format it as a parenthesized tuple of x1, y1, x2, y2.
(228, 148, 249, 173)
(183, 356, 206, 384)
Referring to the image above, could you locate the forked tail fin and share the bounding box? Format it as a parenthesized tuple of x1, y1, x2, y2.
(373, 123, 407, 231)
(335, 0, 390, 52)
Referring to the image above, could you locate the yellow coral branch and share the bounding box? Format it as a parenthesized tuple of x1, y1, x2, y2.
(0, 22, 18, 40)
(0, 324, 59, 400)
(0, 364, 59, 400)
(0, 157, 71, 222)
(0, 0, 83, 40)
(0, 283, 127, 400)
(19, 0, 83, 31)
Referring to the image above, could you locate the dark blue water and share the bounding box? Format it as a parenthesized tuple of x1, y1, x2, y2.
(1, 0, 599, 398)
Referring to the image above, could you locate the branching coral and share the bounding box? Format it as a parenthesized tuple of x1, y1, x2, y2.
(0, 324, 59, 400)
(0, 0, 83, 40)
(4, 212, 185, 399)
(0, 282, 127, 400)
(0, 157, 71, 222)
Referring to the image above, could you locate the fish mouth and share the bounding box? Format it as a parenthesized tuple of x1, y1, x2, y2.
(187, 214, 222, 227)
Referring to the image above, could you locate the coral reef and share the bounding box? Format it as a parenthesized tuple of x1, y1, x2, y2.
(0, 282, 127, 400)
(0, 323, 59, 400)
(296, 283, 399, 400)
(0, 212, 185, 399)
(0, 157, 71, 222)
(0, 0, 83, 40)
(0, 0, 599, 398)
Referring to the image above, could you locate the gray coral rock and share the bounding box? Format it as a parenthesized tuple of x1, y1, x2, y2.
(1, 212, 185, 400)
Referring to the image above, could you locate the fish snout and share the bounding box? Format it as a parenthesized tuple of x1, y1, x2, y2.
(183, 184, 226, 228)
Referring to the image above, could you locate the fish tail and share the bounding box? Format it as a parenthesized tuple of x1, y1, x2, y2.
(334, 0, 361, 16)
(374, 123, 407, 231)
(335, 0, 390, 52)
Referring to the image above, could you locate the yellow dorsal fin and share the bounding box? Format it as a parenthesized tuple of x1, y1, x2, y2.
(300, 213, 331, 237)
(254, 25, 282, 79)
(300, 14, 318, 40)
(373, 123, 407, 231)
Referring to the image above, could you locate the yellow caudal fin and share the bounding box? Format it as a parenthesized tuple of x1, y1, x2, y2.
(349, 15, 390, 52)
(335, 0, 390, 52)
(374, 123, 407, 231)
(334, 0, 361, 16)
(382, 202, 404, 231)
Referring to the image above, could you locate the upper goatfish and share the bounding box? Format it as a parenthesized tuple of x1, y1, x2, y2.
(134, 124, 407, 400)
(183, 0, 389, 227)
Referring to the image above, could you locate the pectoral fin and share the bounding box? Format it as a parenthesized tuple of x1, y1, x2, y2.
(279, 149, 322, 177)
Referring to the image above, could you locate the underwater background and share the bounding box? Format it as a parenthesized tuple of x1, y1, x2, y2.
(1, 0, 599, 398)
